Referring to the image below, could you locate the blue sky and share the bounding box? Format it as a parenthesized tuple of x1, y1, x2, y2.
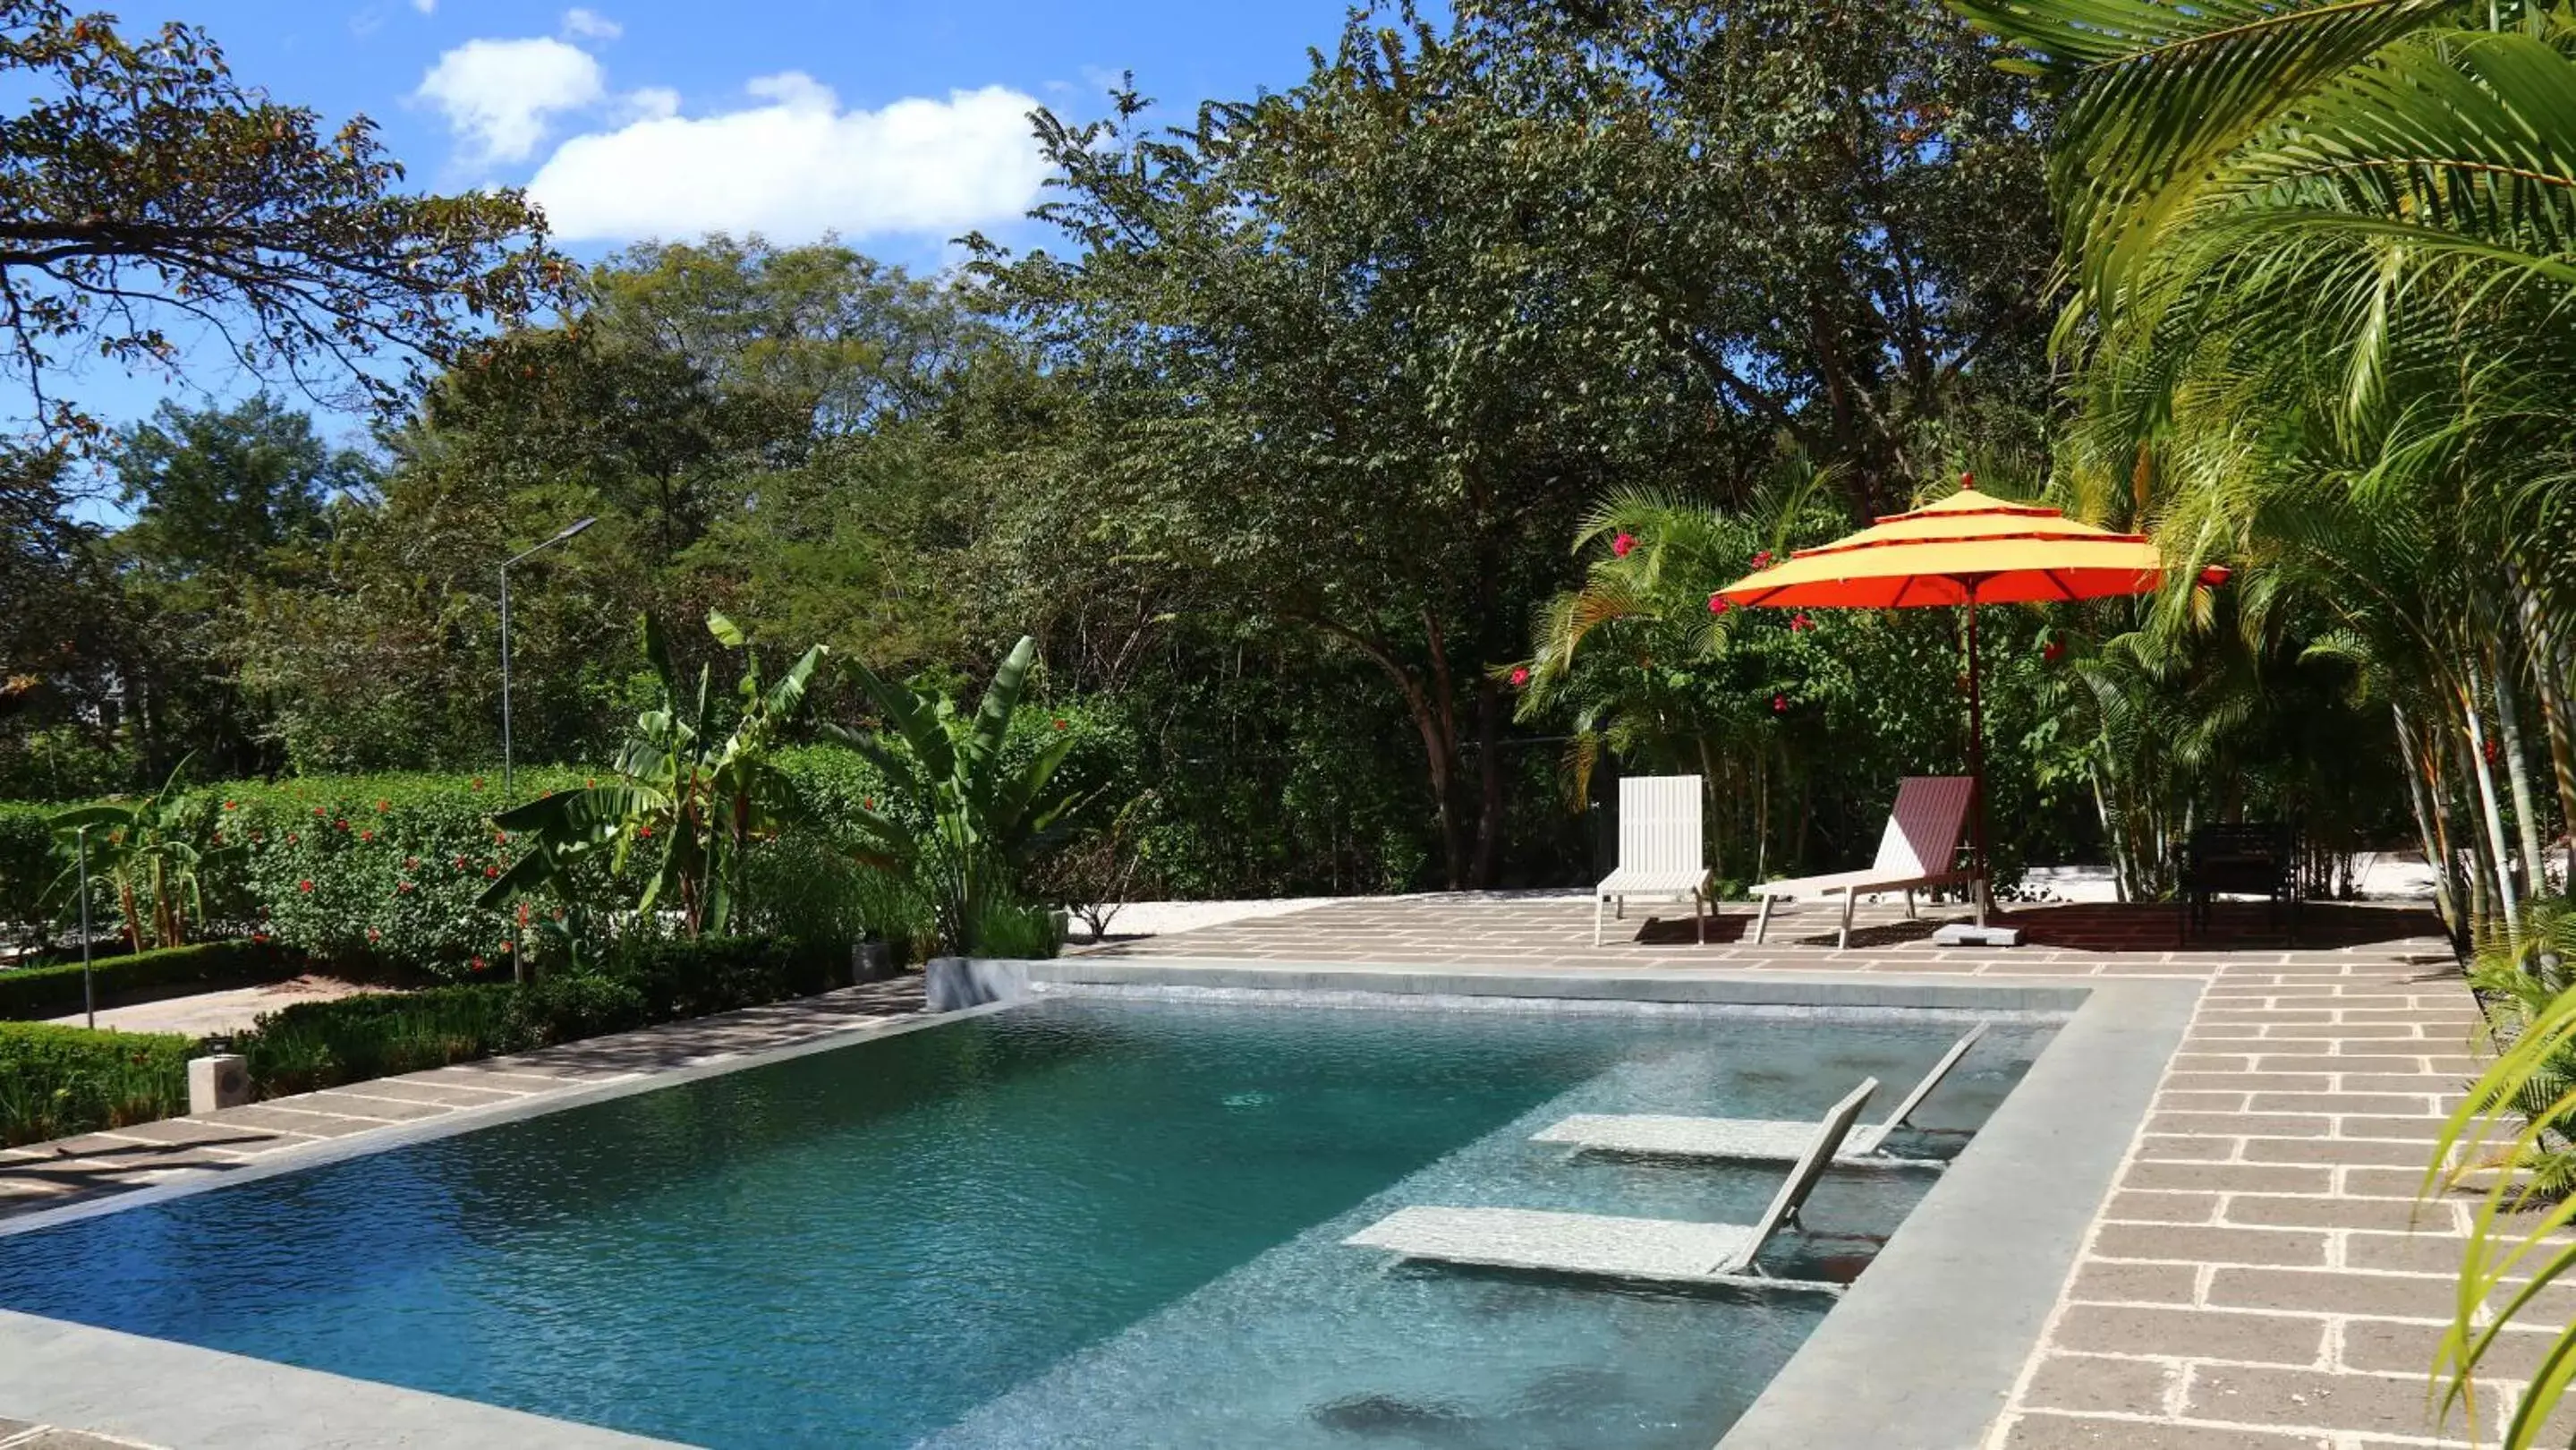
(54, 0, 1380, 449)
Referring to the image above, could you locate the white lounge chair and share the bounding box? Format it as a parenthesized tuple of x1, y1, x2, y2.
(1593, 774, 1711, 947)
(1343, 1078, 1878, 1291)
(1752, 775, 1986, 949)
(1533, 1024, 1988, 1165)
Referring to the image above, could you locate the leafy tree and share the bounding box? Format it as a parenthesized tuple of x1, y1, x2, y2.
(980, 2, 2054, 886)
(102, 396, 371, 779)
(0, 0, 564, 442)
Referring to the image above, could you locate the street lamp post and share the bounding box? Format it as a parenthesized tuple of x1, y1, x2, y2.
(75, 824, 93, 1029)
(499, 516, 596, 800)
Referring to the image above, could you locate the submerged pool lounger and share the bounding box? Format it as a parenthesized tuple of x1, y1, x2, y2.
(1532, 1023, 1985, 1166)
(1345, 1077, 1877, 1292)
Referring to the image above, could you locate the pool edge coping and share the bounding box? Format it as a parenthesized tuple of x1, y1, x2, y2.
(1715, 974, 2199, 1450)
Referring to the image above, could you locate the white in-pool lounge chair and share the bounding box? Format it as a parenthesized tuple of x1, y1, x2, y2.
(1751, 775, 1986, 949)
(1593, 774, 1711, 947)
(1532, 1023, 1988, 1166)
(1342, 1077, 1877, 1291)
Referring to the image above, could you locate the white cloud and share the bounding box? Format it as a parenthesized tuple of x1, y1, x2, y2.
(561, 8, 620, 40)
(527, 76, 1047, 243)
(415, 38, 607, 165)
(411, 0, 434, 13)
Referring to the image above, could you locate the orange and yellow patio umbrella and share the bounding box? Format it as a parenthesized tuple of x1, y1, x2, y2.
(1715, 482, 2226, 888)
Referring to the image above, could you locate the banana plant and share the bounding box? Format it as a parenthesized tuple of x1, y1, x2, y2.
(823, 635, 1086, 955)
(47, 754, 218, 951)
(482, 610, 825, 941)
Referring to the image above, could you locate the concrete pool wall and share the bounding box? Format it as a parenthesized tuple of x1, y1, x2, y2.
(0, 960, 2189, 1450)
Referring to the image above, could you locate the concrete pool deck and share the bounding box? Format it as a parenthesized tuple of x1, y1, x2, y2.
(0, 891, 2516, 1448)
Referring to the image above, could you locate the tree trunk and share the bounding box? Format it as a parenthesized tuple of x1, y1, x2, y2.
(2515, 577, 2576, 888)
(2393, 704, 2459, 939)
(2492, 648, 2547, 899)
(2460, 683, 2519, 938)
(1469, 675, 1506, 890)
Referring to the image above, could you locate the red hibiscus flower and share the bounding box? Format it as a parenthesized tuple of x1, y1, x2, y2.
(1707, 594, 1730, 615)
(366, 929, 381, 943)
(1790, 612, 1814, 632)
(471, 957, 487, 971)
(376, 799, 390, 814)
(1509, 666, 1531, 687)
(285, 832, 299, 845)
(223, 800, 236, 811)
(1773, 695, 1788, 712)
(359, 830, 374, 842)
(2042, 640, 2066, 664)
(1751, 550, 1773, 568)
(1611, 532, 1637, 558)
(637, 824, 654, 839)
(483, 866, 499, 879)
(298, 879, 313, 893)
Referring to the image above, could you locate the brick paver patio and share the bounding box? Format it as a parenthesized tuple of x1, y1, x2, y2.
(1095, 891, 2517, 1449)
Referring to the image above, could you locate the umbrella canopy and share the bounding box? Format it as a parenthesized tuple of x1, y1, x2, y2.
(1714, 486, 2221, 919)
(1718, 489, 2186, 609)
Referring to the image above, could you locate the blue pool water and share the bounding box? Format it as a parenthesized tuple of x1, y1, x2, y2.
(0, 994, 2048, 1448)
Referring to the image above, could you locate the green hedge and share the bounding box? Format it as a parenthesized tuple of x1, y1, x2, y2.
(238, 934, 847, 1097)
(0, 939, 303, 1020)
(2, 750, 1070, 978)
(0, 1022, 192, 1147)
(213, 770, 618, 978)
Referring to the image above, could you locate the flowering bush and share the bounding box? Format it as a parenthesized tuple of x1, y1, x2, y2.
(215, 770, 615, 979)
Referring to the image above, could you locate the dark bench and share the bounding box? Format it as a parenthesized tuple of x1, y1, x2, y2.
(2180, 823, 2299, 943)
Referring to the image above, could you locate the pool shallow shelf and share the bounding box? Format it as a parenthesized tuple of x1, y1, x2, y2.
(0, 993, 2050, 1449)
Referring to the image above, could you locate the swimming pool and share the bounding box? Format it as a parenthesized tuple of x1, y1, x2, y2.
(0, 994, 2050, 1447)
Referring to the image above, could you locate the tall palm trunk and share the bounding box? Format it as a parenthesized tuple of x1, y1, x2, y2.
(2492, 646, 2548, 898)
(2461, 678, 2520, 938)
(2517, 577, 2576, 887)
(2380, 711, 2462, 947)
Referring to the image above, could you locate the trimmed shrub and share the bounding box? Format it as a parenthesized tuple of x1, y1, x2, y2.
(611, 934, 844, 1019)
(0, 939, 303, 1020)
(240, 985, 521, 1096)
(0, 1022, 192, 1147)
(234, 934, 846, 1098)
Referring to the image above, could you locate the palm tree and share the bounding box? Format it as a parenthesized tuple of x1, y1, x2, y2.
(1948, 1, 2576, 1438)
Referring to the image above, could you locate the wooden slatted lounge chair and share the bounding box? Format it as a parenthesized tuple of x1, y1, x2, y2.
(1593, 774, 1711, 947)
(1751, 775, 1985, 949)
(1533, 1024, 1987, 1166)
(1343, 1078, 1877, 1291)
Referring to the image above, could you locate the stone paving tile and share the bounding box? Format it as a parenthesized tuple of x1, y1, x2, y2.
(0, 1430, 169, 1450)
(2000, 1418, 2332, 1450)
